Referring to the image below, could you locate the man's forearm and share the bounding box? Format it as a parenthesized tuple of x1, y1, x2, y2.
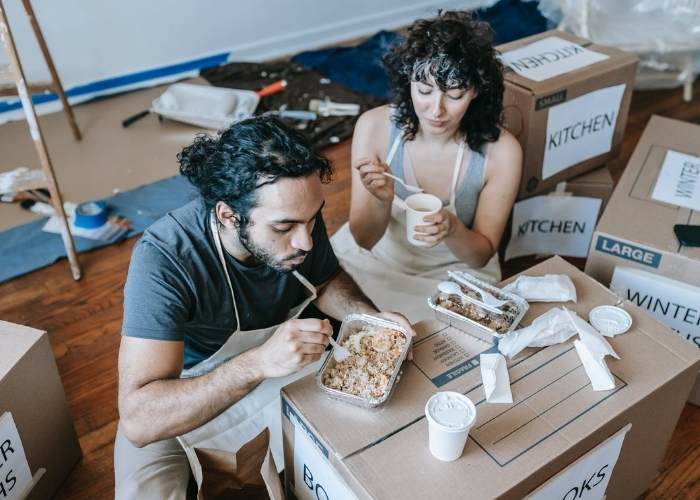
(314, 268, 378, 319)
(120, 348, 263, 447)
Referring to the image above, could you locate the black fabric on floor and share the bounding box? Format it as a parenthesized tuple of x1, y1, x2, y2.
(200, 61, 384, 151)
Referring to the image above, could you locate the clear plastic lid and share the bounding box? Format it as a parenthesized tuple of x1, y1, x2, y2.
(589, 305, 633, 337)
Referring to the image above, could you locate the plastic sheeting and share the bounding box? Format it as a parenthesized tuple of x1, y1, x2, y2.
(539, 0, 700, 94)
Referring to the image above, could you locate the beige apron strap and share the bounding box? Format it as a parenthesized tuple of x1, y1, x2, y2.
(210, 211, 241, 329)
(448, 141, 467, 210)
(387, 134, 409, 212)
(386, 134, 402, 166)
(291, 270, 318, 303)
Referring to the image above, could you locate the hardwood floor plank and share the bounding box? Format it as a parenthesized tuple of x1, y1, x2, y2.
(1, 79, 699, 499)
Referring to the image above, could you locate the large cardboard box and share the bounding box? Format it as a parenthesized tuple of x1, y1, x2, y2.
(0, 321, 81, 499)
(498, 30, 638, 199)
(585, 115, 700, 405)
(282, 257, 699, 500)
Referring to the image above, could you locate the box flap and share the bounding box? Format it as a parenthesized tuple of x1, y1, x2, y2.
(597, 115, 700, 261)
(498, 30, 639, 95)
(566, 166, 613, 189)
(0, 321, 44, 380)
(283, 363, 437, 459)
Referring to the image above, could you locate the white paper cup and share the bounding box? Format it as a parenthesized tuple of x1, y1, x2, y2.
(425, 391, 477, 462)
(405, 193, 442, 246)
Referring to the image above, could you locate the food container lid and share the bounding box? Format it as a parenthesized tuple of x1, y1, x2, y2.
(425, 391, 476, 432)
(588, 305, 632, 336)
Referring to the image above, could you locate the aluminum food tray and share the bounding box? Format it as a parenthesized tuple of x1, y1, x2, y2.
(316, 314, 411, 409)
(427, 270, 529, 344)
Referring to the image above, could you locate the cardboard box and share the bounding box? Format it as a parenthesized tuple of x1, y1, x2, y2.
(498, 30, 638, 199)
(559, 165, 615, 210)
(0, 321, 81, 499)
(585, 116, 700, 405)
(282, 257, 699, 500)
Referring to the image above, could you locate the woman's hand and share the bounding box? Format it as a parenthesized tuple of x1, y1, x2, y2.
(413, 208, 455, 247)
(354, 157, 394, 203)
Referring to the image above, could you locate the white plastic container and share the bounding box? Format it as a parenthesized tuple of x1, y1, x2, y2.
(588, 305, 632, 337)
(151, 83, 259, 130)
(425, 391, 477, 462)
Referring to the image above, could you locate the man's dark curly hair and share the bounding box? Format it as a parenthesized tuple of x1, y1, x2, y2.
(177, 116, 332, 229)
(383, 10, 504, 151)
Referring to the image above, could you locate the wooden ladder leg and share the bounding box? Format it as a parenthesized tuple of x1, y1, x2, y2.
(21, 0, 82, 141)
(0, 2, 81, 280)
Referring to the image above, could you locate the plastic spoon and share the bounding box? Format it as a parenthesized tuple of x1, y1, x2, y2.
(454, 278, 510, 309)
(381, 172, 424, 193)
(437, 281, 503, 315)
(328, 336, 351, 362)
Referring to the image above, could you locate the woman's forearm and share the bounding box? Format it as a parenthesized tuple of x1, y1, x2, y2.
(349, 197, 392, 249)
(444, 222, 496, 268)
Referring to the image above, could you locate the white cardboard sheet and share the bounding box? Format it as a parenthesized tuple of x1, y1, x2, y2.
(543, 84, 626, 180)
(505, 195, 601, 260)
(651, 149, 700, 212)
(501, 36, 608, 82)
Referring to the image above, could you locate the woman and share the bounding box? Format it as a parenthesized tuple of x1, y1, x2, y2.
(331, 11, 522, 322)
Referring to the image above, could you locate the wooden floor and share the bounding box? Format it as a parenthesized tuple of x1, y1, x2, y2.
(2, 80, 700, 499)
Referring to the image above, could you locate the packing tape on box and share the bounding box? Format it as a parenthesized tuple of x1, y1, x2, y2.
(74, 201, 108, 229)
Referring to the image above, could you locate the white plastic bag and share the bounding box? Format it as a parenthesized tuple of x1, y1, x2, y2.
(539, 0, 700, 95)
(502, 274, 577, 303)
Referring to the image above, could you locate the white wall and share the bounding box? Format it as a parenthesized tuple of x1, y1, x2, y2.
(0, 0, 495, 121)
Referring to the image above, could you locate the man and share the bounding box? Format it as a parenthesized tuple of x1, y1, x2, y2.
(113, 117, 412, 499)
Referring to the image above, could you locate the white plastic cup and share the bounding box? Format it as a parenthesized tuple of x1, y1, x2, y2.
(404, 193, 442, 246)
(425, 391, 477, 462)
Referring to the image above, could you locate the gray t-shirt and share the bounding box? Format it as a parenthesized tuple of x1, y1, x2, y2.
(122, 198, 340, 369)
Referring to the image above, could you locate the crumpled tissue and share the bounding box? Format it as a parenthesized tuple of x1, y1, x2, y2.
(498, 308, 578, 359)
(480, 353, 513, 404)
(564, 308, 619, 391)
(498, 307, 620, 392)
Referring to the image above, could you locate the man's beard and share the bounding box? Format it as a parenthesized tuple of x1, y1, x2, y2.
(238, 223, 308, 272)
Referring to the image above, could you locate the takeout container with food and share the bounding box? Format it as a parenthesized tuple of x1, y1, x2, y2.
(428, 270, 529, 344)
(317, 314, 411, 408)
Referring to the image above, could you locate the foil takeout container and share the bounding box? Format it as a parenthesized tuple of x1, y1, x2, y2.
(317, 314, 411, 408)
(428, 270, 529, 344)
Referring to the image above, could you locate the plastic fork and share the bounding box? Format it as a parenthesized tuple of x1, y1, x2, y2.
(328, 336, 351, 362)
(381, 172, 424, 193)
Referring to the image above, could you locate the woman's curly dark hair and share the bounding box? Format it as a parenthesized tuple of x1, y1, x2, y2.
(177, 116, 332, 229)
(383, 10, 504, 151)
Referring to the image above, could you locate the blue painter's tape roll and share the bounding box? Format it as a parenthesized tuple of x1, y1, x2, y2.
(74, 201, 108, 229)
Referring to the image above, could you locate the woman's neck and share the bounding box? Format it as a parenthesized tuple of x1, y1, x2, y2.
(414, 127, 462, 148)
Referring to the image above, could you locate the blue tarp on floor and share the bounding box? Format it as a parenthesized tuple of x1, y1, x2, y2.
(0, 176, 197, 283)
